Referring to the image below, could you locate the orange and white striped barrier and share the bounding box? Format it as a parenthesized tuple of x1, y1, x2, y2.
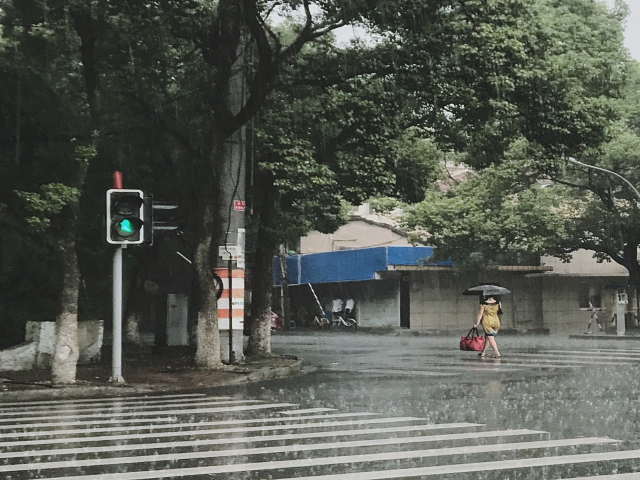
(214, 268, 244, 331)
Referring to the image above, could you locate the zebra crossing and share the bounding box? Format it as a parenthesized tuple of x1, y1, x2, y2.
(324, 346, 640, 378)
(0, 392, 639, 479)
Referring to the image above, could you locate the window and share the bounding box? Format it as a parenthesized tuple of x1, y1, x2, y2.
(579, 283, 601, 309)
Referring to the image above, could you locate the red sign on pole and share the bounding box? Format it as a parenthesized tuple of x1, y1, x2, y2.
(233, 200, 246, 211)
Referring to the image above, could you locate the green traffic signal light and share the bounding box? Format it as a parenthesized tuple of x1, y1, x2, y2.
(117, 219, 134, 236)
(107, 189, 145, 244)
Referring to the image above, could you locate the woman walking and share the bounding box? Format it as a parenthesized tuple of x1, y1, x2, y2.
(474, 295, 502, 358)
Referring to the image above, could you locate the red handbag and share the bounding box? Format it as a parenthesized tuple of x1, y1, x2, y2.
(460, 327, 485, 351)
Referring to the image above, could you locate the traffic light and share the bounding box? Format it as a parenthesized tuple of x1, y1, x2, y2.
(106, 189, 145, 244)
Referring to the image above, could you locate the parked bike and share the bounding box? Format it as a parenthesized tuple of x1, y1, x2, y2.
(331, 310, 357, 329)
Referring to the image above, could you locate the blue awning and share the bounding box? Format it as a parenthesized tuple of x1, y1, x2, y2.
(274, 246, 452, 286)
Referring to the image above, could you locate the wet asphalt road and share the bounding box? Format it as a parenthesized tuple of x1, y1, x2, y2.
(3, 332, 640, 479)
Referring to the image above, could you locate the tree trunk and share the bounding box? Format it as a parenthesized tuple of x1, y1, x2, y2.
(192, 197, 222, 368)
(51, 235, 81, 384)
(125, 311, 141, 346)
(246, 232, 277, 356)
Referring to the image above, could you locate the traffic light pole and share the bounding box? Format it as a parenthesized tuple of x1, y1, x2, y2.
(111, 245, 125, 383)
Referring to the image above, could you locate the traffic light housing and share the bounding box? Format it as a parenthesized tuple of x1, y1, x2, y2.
(106, 189, 145, 244)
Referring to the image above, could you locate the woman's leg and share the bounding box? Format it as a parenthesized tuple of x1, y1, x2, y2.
(487, 336, 500, 356)
(479, 335, 489, 356)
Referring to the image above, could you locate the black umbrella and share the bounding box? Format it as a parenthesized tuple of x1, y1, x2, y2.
(463, 285, 511, 296)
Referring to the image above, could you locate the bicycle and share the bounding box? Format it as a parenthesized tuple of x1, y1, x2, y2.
(331, 311, 357, 329)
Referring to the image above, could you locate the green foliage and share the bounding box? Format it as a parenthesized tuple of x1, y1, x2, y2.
(387, 129, 451, 203)
(0, 0, 633, 337)
(403, 139, 574, 266)
(0, 227, 59, 347)
(15, 184, 81, 232)
(368, 197, 405, 216)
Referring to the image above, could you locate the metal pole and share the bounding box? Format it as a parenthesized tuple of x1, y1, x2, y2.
(228, 258, 234, 364)
(617, 293, 626, 336)
(568, 157, 640, 201)
(111, 245, 125, 383)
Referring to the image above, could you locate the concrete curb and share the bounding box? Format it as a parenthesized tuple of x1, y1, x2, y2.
(0, 357, 305, 401)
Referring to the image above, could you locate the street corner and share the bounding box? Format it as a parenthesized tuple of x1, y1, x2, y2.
(0, 353, 306, 401)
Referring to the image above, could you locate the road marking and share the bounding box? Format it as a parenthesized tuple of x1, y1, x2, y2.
(3, 412, 381, 439)
(37, 437, 620, 479)
(0, 399, 262, 417)
(0, 393, 208, 409)
(331, 368, 459, 376)
(465, 361, 579, 368)
(0, 422, 482, 458)
(0, 416, 422, 447)
(275, 448, 640, 480)
(0, 402, 298, 424)
(541, 349, 640, 357)
(407, 364, 523, 372)
(561, 474, 640, 479)
(279, 408, 337, 414)
(499, 353, 639, 365)
(0, 435, 591, 474)
(0, 417, 179, 430)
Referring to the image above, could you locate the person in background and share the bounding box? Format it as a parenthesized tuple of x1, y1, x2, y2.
(585, 302, 603, 333)
(332, 297, 344, 323)
(474, 295, 502, 358)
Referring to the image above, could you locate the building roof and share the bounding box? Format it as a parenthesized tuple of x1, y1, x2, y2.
(274, 246, 451, 286)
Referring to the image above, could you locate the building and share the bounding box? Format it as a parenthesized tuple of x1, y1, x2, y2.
(286, 213, 638, 335)
(275, 245, 551, 333)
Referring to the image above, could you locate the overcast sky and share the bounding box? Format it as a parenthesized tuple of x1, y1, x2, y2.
(622, 0, 640, 61)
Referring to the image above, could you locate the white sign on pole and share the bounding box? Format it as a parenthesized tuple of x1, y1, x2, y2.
(219, 245, 238, 261)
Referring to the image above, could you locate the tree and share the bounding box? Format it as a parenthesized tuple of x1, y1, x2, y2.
(223, 0, 631, 355)
(0, 0, 102, 383)
(401, 0, 632, 270)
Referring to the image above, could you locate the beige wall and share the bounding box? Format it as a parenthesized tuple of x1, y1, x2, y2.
(406, 271, 544, 333)
(301, 220, 410, 254)
(542, 276, 637, 334)
(541, 250, 629, 276)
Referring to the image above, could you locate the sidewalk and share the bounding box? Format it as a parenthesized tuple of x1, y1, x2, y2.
(0, 347, 303, 401)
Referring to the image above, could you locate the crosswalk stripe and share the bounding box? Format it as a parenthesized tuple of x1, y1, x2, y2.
(0, 402, 298, 424)
(0, 399, 262, 417)
(467, 362, 579, 369)
(279, 408, 337, 414)
(0, 416, 178, 431)
(408, 364, 522, 372)
(542, 350, 640, 357)
(276, 448, 640, 480)
(468, 361, 579, 368)
(3, 412, 381, 439)
(511, 352, 640, 361)
(330, 368, 459, 376)
(0, 435, 598, 474)
(0, 422, 482, 458)
(0, 393, 208, 408)
(0, 416, 422, 446)
(583, 348, 640, 353)
(561, 474, 640, 479)
(37, 437, 621, 480)
(497, 353, 638, 365)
